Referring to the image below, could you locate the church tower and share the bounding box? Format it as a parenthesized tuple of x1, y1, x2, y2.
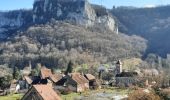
(116, 60, 122, 75)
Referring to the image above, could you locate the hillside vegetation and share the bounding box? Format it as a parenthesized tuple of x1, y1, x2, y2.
(0, 21, 147, 69)
(112, 6, 170, 57)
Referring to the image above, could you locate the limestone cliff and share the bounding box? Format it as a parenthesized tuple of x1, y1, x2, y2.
(33, 0, 117, 32)
(0, 10, 32, 40)
(0, 0, 117, 41)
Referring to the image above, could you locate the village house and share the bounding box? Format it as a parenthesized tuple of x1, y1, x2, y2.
(84, 74, 99, 89)
(10, 81, 20, 94)
(50, 74, 65, 85)
(17, 76, 33, 94)
(40, 67, 53, 79)
(50, 74, 67, 90)
(21, 85, 62, 100)
(38, 67, 53, 86)
(22, 76, 32, 89)
(0, 89, 3, 96)
(21, 66, 64, 89)
(66, 73, 89, 92)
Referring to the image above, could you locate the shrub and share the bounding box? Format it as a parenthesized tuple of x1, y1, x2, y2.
(60, 88, 72, 95)
(128, 90, 161, 100)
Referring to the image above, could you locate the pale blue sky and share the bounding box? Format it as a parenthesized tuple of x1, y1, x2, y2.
(0, 0, 170, 11)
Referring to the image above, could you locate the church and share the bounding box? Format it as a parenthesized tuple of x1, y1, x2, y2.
(115, 60, 139, 87)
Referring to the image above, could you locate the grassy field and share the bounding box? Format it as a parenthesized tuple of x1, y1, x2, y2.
(61, 92, 80, 100)
(0, 94, 23, 100)
(0, 88, 130, 100)
(61, 87, 131, 100)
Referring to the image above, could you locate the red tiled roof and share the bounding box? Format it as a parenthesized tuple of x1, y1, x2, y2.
(85, 74, 95, 81)
(50, 74, 63, 83)
(40, 67, 52, 79)
(71, 73, 89, 84)
(33, 85, 62, 100)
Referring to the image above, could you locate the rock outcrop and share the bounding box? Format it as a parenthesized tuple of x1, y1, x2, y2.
(33, 0, 117, 32)
(0, 11, 23, 37)
(0, 10, 32, 40)
(0, 0, 118, 41)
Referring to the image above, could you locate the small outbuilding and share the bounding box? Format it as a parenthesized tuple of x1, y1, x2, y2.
(84, 74, 99, 89)
(67, 73, 89, 92)
(10, 83, 20, 94)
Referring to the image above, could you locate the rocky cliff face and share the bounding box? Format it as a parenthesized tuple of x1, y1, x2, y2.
(0, 0, 117, 41)
(0, 10, 32, 40)
(33, 0, 117, 32)
(0, 13, 22, 28)
(0, 0, 117, 38)
(0, 11, 23, 36)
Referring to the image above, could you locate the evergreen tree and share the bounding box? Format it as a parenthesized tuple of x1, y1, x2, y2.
(51, 67, 56, 74)
(65, 61, 73, 75)
(13, 66, 20, 79)
(31, 65, 41, 76)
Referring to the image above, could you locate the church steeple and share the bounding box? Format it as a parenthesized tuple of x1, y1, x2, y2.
(116, 60, 122, 74)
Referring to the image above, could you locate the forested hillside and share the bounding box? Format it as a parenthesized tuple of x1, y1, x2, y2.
(112, 6, 170, 57)
(2, 0, 170, 70)
(0, 0, 148, 69)
(0, 21, 147, 68)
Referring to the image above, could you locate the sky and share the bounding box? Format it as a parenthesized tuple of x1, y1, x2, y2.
(0, 0, 170, 11)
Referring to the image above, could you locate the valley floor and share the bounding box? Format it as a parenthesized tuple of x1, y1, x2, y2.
(0, 94, 23, 100)
(61, 87, 131, 100)
(0, 88, 131, 100)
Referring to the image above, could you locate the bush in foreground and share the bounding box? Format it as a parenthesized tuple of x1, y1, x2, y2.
(128, 90, 161, 100)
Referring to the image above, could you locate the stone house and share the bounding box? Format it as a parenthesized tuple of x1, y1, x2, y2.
(84, 74, 99, 89)
(66, 73, 89, 92)
(40, 67, 53, 79)
(30, 67, 62, 87)
(50, 74, 66, 85)
(0, 89, 3, 96)
(50, 74, 67, 91)
(10, 83, 20, 94)
(21, 85, 61, 100)
(39, 67, 53, 87)
(19, 76, 33, 90)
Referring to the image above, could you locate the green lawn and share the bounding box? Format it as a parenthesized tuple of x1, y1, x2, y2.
(61, 93, 80, 100)
(61, 87, 131, 100)
(0, 88, 131, 100)
(0, 94, 23, 100)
